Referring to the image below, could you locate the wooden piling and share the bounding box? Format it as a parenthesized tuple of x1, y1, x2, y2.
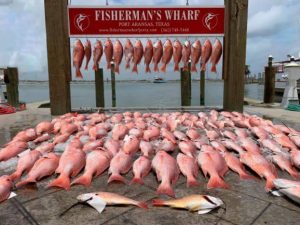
(181, 67, 190, 106)
(188, 62, 192, 104)
(44, 0, 71, 115)
(6, 67, 19, 107)
(263, 56, 276, 103)
(200, 65, 205, 106)
(223, 0, 248, 112)
(111, 63, 116, 107)
(95, 68, 105, 108)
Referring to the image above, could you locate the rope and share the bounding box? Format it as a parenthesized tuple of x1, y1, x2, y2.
(286, 103, 300, 112)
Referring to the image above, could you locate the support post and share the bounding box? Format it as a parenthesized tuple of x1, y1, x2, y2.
(44, 0, 71, 115)
(111, 63, 116, 107)
(6, 67, 19, 107)
(95, 68, 105, 108)
(223, 0, 248, 112)
(188, 62, 192, 104)
(263, 56, 275, 103)
(181, 68, 190, 106)
(200, 66, 205, 106)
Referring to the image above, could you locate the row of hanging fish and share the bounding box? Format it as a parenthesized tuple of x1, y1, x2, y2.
(73, 38, 223, 78)
(0, 110, 300, 206)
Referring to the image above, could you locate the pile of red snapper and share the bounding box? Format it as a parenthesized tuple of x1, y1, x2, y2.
(73, 38, 222, 78)
(0, 110, 300, 205)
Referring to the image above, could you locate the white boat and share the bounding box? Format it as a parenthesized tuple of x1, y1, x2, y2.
(153, 77, 166, 83)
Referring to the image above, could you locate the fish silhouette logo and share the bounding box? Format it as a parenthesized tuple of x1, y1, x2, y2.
(74, 14, 90, 32)
(203, 13, 218, 31)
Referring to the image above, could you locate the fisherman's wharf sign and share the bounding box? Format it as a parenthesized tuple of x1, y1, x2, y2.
(68, 6, 224, 37)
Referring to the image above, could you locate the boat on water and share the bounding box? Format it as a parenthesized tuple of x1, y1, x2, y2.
(153, 77, 166, 83)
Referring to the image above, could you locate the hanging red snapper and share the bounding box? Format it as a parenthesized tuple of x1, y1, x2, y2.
(172, 40, 183, 72)
(132, 40, 144, 74)
(144, 39, 154, 73)
(84, 39, 92, 70)
(113, 40, 123, 74)
(124, 39, 134, 69)
(92, 40, 103, 71)
(73, 39, 85, 78)
(191, 40, 201, 72)
(152, 39, 163, 72)
(160, 39, 173, 73)
(210, 39, 222, 73)
(104, 38, 113, 69)
(182, 40, 191, 71)
(200, 39, 212, 72)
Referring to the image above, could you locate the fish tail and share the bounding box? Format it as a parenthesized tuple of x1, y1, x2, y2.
(71, 174, 92, 187)
(211, 64, 217, 73)
(76, 69, 83, 79)
(115, 65, 120, 74)
(136, 202, 148, 209)
(207, 175, 230, 189)
(174, 64, 179, 72)
(107, 173, 127, 184)
(201, 63, 206, 72)
(84, 62, 88, 70)
(9, 171, 23, 182)
(145, 64, 151, 73)
(132, 64, 138, 74)
(289, 169, 300, 179)
(182, 65, 188, 72)
(152, 199, 166, 206)
(47, 173, 71, 190)
(160, 64, 167, 73)
(156, 182, 175, 197)
(191, 64, 197, 73)
(92, 63, 98, 71)
(187, 176, 199, 188)
(126, 62, 130, 69)
(265, 178, 275, 191)
(15, 178, 36, 188)
(239, 172, 258, 180)
(154, 63, 159, 72)
(107, 63, 111, 69)
(130, 176, 144, 185)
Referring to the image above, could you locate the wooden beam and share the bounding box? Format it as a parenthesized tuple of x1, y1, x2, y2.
(200, 68, 205, 106)
(263, 56, 275, 103)
(6, 67, 19, 107)
(44, 0, 71, 115)
(111, 63, 116, 107)
(181, 68, 190, 106)
(223, 0, 248, 112)
(95, 68, 105, 108)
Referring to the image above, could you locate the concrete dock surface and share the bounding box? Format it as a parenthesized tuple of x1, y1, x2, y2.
(0, 103, 299, 225)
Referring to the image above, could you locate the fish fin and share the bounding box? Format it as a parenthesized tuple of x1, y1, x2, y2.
(152, 199, 166, 206)
(76, 69, 83, 79)
(265, 179, 275, 191)
(71, 174, 92, 187)
(130, 177, 144, 185)
(154, 64, 159, 72)
(107, 174, 127, 184)
(191, 64, 197, 73)
(47, 173, 71, 190)
(201, 63, 206, 72)
(145, 65, 151, 73)
(198, 209, 213, 214)
(289, 169, 300, 179)
(15, 178, 36, 188)
(239, 172, 258, 180)
(211, 64, 217, 73)
(174, 64, 179, 72)
(187, 177, 199, 188)
(160, 64, 167, 73)
(207, 175, 230, 189)
(156, 182, 175, 197)
(9, 171, 23, 182)
(137, 202, 148, 209)
(132, 64, 138, 74)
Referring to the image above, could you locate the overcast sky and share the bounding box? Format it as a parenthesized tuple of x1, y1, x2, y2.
(0, 0, 299, 80)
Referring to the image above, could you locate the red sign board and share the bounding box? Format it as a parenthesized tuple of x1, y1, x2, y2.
(68, 6, 224, 37)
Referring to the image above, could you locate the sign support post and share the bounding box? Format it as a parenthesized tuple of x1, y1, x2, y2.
(45, 0, 71, 115)
(223, 0, 248, 112)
